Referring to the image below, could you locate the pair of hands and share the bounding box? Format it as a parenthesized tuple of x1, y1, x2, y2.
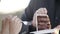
(1, 8, 60, 34)
(1, 15, 22, 34)
(1, 8, 50, 34)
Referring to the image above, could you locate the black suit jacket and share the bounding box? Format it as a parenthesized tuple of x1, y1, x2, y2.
(21, 0, 60, 28)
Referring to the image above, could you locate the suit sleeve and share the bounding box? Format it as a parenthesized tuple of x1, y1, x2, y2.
(21, 0, 34, 21)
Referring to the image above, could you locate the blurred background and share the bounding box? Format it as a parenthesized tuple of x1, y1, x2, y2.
(0, 0, 30, 32)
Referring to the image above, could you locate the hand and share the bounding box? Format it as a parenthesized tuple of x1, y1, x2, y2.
(32, 8, 51, 30)
(1, 15, 22, 34)
(37, 15, 51, 30)
(50, 25, 60, 34)
(9, 16, 22, 34)
(51, 29, 59, 34)
(1, 15, 11, 34)
(35, 8, 47, 14)
(54, 25, 60, 30)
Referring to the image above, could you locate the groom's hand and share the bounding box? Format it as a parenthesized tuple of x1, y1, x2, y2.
(37, 15, 51, 30)
(32, 8, 51, 30)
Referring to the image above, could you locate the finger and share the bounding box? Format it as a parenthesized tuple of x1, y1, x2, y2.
(38, 18, 50, 23)
(11, 16, 17, 21)
(55, 25, 60, 30)
(36, 8, 47, 14)
(1, 16, 10, 34)
(14, 17, 22, 23)
(11, 16, 22, 23)
(9, 16, 22, 34)
(47, 23, 51, 29)
(37, 15, 50, 23)
(43, 8, 47, 14)
(2, 18, 5, 25)
(2, 16, 9, 26)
